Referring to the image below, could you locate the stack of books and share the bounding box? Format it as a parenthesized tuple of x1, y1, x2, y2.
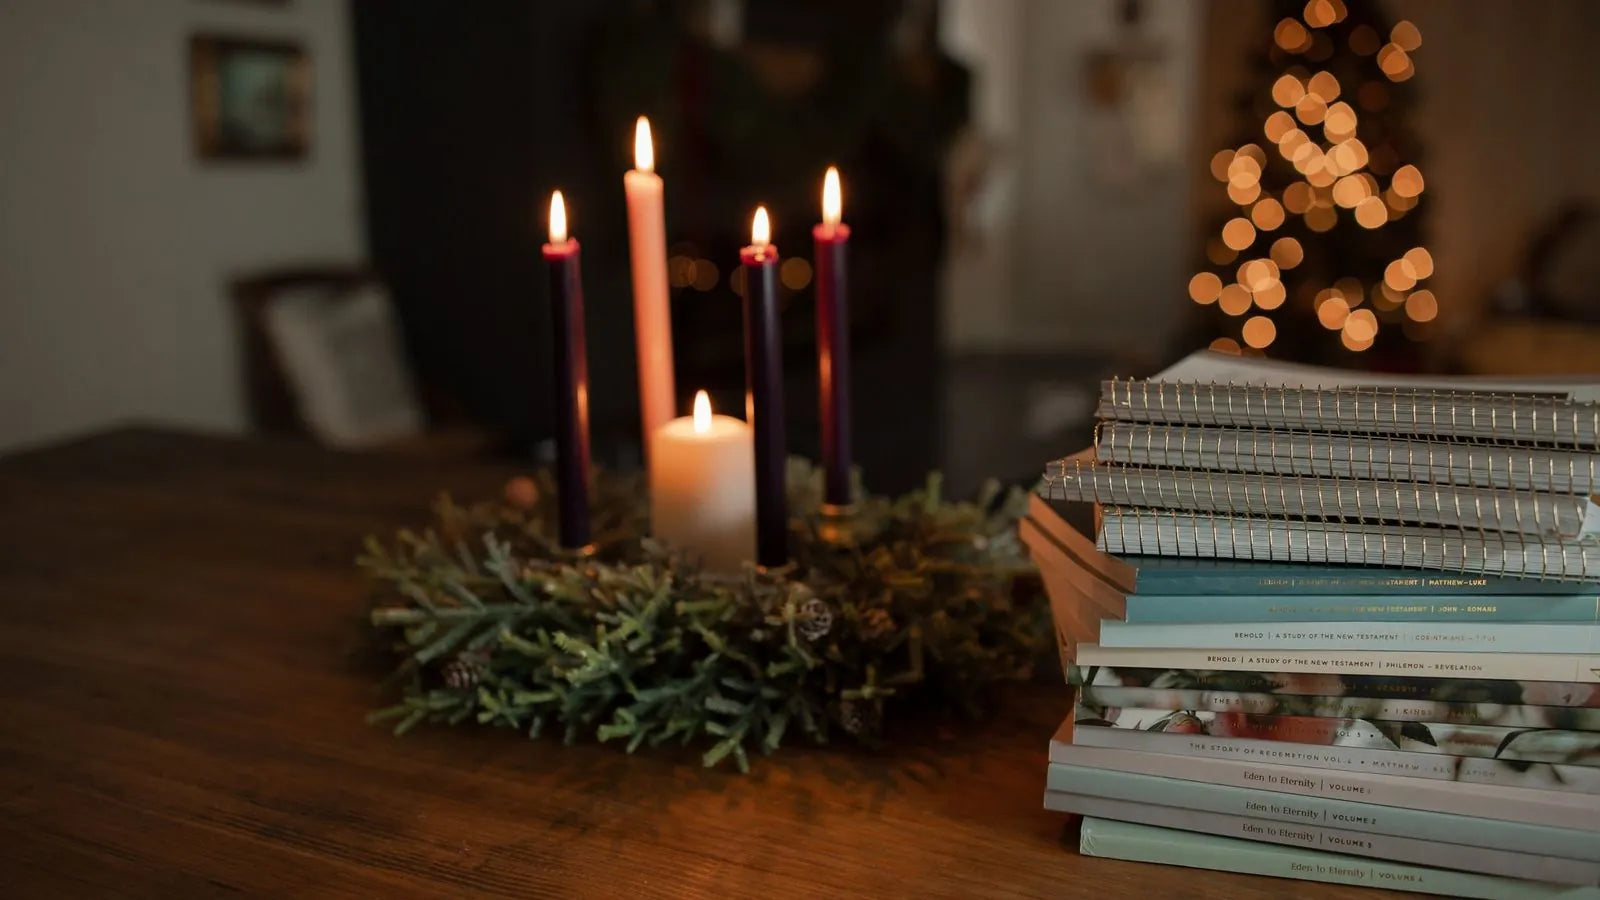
(1022, 350, 1600, 899)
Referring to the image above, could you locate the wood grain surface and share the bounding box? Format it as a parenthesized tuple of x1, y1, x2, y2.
(0, 429, 1423, 898)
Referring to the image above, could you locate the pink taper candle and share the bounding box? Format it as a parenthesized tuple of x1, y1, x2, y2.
(623, 116, 676, 461)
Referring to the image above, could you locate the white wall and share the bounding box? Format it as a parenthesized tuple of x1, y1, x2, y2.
(0, 0, 365, 453)
(941, 0, 1201, 354)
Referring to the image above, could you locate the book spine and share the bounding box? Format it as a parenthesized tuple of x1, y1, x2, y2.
(1048, 792, 1600, 885)
(1075, 643, 1600, 683)
(1129, 566, 1589, 596)
(1097, 621, 1600, 654)
(1080, 704, 1600, 766)
(1049, 740, 1599, 832)
(1122, 593, 1600, 624)
(1096, 422, 1600, 495)
(1069, 722, 1600, 794)
(1047, 461, 1587, 537)
(1097, 508, 1600, 582)
(1076, 686, 1600, 730)
(1070, 664, 1600, 709)
(1076, 817, 1597, 900)
(1047, 763, 1600, 862)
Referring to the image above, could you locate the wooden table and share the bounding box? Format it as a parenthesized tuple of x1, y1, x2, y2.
(0, 430, 1419, 898)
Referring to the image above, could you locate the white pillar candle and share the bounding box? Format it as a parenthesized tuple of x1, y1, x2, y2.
(649, 390, 756, 572)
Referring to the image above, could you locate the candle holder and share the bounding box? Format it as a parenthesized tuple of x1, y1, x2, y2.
(816, 502, 858, 545)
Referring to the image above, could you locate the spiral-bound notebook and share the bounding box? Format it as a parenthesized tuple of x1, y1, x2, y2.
(1094, 422, 1600, 494)
(1099, 352, 1600, 447)
(1045, 453, 1600, 538)
(1097, 507, 1600, 582)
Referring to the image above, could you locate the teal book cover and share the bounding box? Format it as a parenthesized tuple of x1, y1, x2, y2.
(1076, 817, 1598, 900)
(1122, 592, 1600, 624)
(1119, 556, 1588, 596)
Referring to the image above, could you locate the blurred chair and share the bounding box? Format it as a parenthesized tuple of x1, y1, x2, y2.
(231, 265, 492, 455)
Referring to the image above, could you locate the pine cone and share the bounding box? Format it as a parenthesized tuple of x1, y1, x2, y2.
(858, 607, 894, 640)
(796, 595, 834, 642)
(441, 655, 484, 690)
(836, 698, 881, 737)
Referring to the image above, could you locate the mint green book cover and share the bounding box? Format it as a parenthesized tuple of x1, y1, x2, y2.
(1076, 816, 1599, 900)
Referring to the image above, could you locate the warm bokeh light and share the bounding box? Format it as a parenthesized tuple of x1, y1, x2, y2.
(1253, 280, 1288, 310)
(1218, 284, 1253, 316)
(1272, 75, 1306, 107)
(1391, 20, 1422, 52)
(1342, 331, 1375, 352)
(1404, 246, 1435, 279)
(1324, 101, 1357, 136)
(1283, 182, 1313, 214)
(1305, 205, 1338, 232)
(1242, 315, 1277, 349)
(1209, 337, 1243, 355)
(1304, 0, 1336, 28)
(1228, 182, 1263, 205)
(1384, 259, 1417, 291)
(1228, 154, 1263, 187)
(1270, 236, 1304, 269)
(1275, 18, 1311, 52)
(1391, 164, 1425, 197)
(1316, 293, 1350, 329)
(1333, 277, 1364, 304)
(1238, 143, 1267, 165)
(822, 167, 842, 227)
(1331, 174, 1368, 208)
(1354, 195, 1388, 228)
(751, 206, 770, 247)
(1374, 282, 1406, 309)
(634, 117, 654, 173)
(1189, 272, 1223, 304)
(780, 257, 812, 290)
(692, 390, 712, 433)
(1307, 70, 1341, 101)
(1295, 94, 1328, 126)
(548, 190, 568, 244)
(1378, 44, 1413, 81)
(1210, 149, 1235, 182)
(1222, 217, 1257, 251)
(1264, 111, 1296, 143)
(1251, 197, 1286, 230)
(1278, 128, 1310, 156)
(1405, 289, 1438, 322)
(1344, 308, 1379, 342)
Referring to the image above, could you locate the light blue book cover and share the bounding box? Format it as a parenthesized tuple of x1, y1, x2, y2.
(1122, 593, 1600, 624)
(1047, 762, 1600, 863)
(1113, 555, 1588, 596)
(1096, 620, 1600, 654)
(1076, 816, 1599, 900)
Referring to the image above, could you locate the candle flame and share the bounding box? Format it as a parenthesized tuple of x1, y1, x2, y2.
(634, 116, 654, 173)
(548, 190, 567, 244)
(693, 390, 712, 433)
(751, 206, 770, 248)
(822, 167, 842, 227)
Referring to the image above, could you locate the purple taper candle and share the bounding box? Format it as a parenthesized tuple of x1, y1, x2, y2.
(740, 206, 788, 567)
(541, 190, 591, 549)
(813, 167, 853, 508)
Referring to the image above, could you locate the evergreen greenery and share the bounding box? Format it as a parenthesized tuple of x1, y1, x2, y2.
(363, 461, 1047, 771)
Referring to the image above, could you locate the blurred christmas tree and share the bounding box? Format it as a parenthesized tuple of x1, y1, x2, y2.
(1184, 0, 1431, 368)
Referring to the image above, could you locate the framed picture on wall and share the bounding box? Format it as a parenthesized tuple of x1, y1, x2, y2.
(190, 35, 310, 160)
